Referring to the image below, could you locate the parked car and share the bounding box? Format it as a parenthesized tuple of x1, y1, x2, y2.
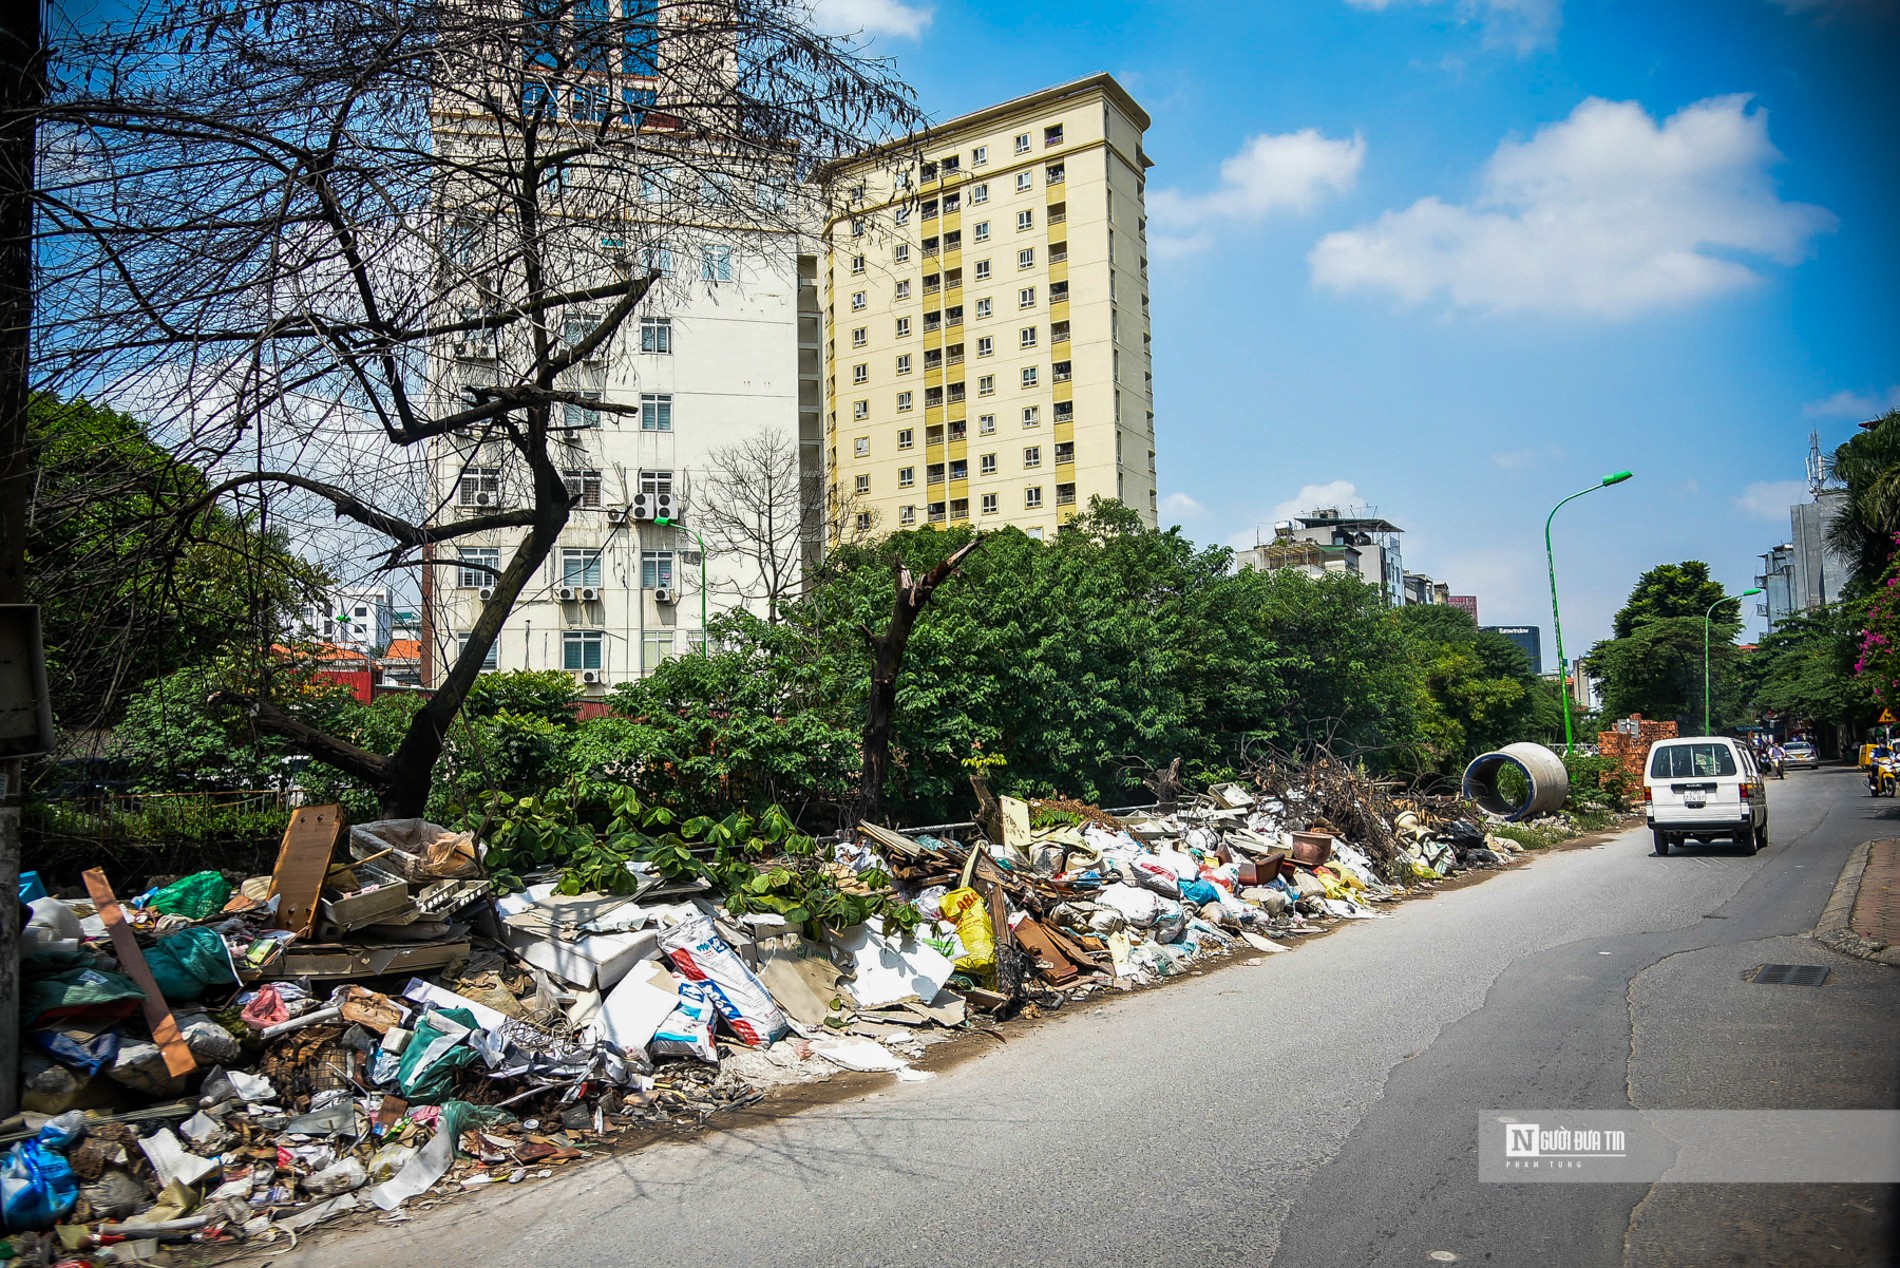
(1644, 736, 1767, 856)
(1781, 740, 1820, 770)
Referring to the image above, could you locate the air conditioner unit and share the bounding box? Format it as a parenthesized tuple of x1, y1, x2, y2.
(630, 491, 656, 521)
(653, 491, 678, 522)
(606, 506, 630, 524)
(579, 586, 601, 602)
(477, 586, 495, 601)
(473, 491, 495, 507)
(557, 586, 578, 601)
(653, 586, 676, 605)
(580, 669, 604, 685)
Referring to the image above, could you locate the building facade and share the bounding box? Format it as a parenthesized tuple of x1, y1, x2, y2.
(1484, 625, 1543, 675)
(819, 75, 1158, 538)
(295, 587, 395, 655)
(1789, 490, 1849, 612)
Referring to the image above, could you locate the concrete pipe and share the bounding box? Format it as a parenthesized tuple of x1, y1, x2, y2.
(1462, 742, 1569, 821)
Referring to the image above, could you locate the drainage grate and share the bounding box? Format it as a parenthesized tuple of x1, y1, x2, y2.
(1750, 963, 1830, 986)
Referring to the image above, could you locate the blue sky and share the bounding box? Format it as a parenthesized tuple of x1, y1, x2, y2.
(816, 0, 1899, 658)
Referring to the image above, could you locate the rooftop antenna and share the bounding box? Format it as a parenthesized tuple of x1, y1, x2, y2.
(1808, 429, 1826, 498)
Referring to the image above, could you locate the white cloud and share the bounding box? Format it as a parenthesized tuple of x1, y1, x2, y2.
(1150, 129, 1365, 255)
(1309, 95, 1835, 319)
(1158, 492, 1207, 519)
(1346, 0, 1564, 54)
(1736, 479, 1809, 521)
(808, 0, 932, 40)
(1803, 385, 1900, 419)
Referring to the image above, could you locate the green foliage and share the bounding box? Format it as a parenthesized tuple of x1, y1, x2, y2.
(463, 670, 583, 725)
(1746, 602, 1876, 734)
(1826, 410, 1900, 594)
(1394, 605, 1539, 769)
(469, 779, 921, 938)
(1562, 752, 1633, 819)
(1590, 561, 1746, 731)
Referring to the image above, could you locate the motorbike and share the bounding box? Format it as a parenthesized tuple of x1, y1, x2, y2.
(1870, 755, 1897, 797)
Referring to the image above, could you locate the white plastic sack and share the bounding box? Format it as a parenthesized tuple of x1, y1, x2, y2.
(1097, 882, 1163, 928)
(659, 915, 789, 1047)
(649, 980, 718, 1063)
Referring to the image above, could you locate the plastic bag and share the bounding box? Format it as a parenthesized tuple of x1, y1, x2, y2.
(937, 887, 995, 973)
(146, 871, 233, 921)
(649, 981, 718, 1062)
(394, 1007, 481, 1104)
(20, 955, 145, 1027)
(145, 928, 238, 1003)
(1, 1112, 86, 1232)
(659, 915, 790, 1047)
(241, 984, 292, 1029)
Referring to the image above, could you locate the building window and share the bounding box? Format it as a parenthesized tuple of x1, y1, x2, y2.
(854, 473, 871, 494)
(639, 469, 674, 497)
(851, 326, 867, 348)
(978, 374, 995, 396)
(641, 550, 675, 589)
(457, 547, 500, 589)
(970, 183, 989, 205)
(639, 167, 672, 201)
(896, 353, 912, 374)
(1045, 124, 1064, 146)
(975, 298, 993, 319)
(1019, 286, 1036, 308)
(850, 290, 866, 311)
(981, 492, 998, 515)
(979, 453, 997, 475)
(1025, 485, 1043, 509)
(854, 436, 870, 457)
(853, 399, 869, 420)
(894, 243, 910, 263)
(897, 427, 914, 450)
(458, 466, 501, 506)
(640, 393, 673, 431)
(898, 466, 915, 487)
(897, 391, 914, 411)
(851, 218, 865, 238)
(563, 468, 602, 507)
(973, 221, 990, 243)
(974, 259, 991, 281)
(756, 176, 787, 209)
(895, 280, 911, 300)
(1021, 366, 1039, 388)
(1017, 210, 1034, 231)
(1014, 132, 1031, 154)
(562, 392, 602, 430)
(1016, 170, 1033, 193)
(895, 316, 911, 337)
(457, 632, 500, 671)
(1018, 248, 1035, 270)
(1024, 445, 1042, 468)
(1023, 405, 1041, 426)
(855, 511, 872, 531)
(894, 206, 910, 225)
(561, 547, 603, 587)
(639, 316, 672, 353)
(977, 336, 994, 357)
(1046, 162, 1065, 184)
(972, 145, 989, 166)
(642, 629, 675, 670)
(851, 254, 866, 275)
(641, 244, 674, 276)
(1020, 326, 1038, 348)
(900, 505, 916, 525)
(853, 363, 868, 384)
(978, 413, 996, 435)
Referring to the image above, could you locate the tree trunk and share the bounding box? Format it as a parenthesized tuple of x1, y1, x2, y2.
(0, 0, 45, 1121)
(855, 538, 982, 824)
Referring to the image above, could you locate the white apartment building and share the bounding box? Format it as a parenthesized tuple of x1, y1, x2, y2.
(295, 587, 395, 654)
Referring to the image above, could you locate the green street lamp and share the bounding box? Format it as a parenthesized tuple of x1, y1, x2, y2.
(1705, 588, 1762, 736)
(654, 515, 710, 656)
(1546, 471, 1634, 752)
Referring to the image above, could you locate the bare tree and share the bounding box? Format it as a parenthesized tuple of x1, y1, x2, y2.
(695, 424, 874, 623)
(33, 0, 919, 816)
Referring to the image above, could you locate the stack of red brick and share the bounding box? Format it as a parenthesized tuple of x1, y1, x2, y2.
(1597, 714, 1680, 784)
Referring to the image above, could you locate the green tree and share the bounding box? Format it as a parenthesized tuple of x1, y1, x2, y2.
(1395, 605, 1538, 769)
(1744, 603, 1875, 750)
(1591, 561, 1745, 731)
(1826, 409, 1900, 593)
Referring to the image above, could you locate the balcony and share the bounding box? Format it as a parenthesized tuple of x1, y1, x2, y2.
(947, 382, 966, 404)
(1051, 321, 1070, 344)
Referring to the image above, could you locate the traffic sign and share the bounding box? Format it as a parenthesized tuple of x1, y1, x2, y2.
(1881, 709, 1897, 725)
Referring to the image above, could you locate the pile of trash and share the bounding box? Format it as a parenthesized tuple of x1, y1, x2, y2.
(4, 768, 1523, 1260)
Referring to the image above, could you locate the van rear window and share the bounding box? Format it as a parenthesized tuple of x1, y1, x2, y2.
(1650, 743, 1738, 779)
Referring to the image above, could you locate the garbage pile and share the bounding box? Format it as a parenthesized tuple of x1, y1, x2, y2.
(4, 769, 1523, 1260)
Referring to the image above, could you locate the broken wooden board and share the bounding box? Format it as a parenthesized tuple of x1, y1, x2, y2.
(250, 939, 471, 982)
(269, 804, 345, 937)
(81, 868, 196, 1080)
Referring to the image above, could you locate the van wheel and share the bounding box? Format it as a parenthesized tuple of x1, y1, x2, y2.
(1753, 823, 1768, 852)
(1652, 830, 1669, 856)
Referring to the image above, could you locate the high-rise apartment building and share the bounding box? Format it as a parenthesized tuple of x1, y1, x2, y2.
(818, 75, 1157, 537)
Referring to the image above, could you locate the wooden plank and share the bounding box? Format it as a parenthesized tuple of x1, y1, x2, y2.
(268, 804, 345, 937)
(81, 869, 196, 1080)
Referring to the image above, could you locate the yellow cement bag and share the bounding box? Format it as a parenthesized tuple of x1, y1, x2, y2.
(938, 887, 995, 973)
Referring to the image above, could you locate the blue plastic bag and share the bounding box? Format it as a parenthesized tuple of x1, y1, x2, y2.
(0, 1112, 87, 1232)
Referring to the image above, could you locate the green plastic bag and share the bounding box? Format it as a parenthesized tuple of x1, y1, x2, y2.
(145, 928, 238, 1003)
(394, 1007, 481, 1104)
(147, 871, 232, 921)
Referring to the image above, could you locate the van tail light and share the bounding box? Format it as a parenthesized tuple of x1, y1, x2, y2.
(1643, 786, 1653, 803)
(1739, 783, 1751, 800)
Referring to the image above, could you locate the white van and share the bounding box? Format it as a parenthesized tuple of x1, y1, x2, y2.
(1644, 737, 1767, 855)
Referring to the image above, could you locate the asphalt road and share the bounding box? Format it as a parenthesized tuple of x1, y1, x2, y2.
(283, 766, 1899, 1268)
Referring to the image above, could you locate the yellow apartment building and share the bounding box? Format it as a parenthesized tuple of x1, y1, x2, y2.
(818, 74, 1157, 539)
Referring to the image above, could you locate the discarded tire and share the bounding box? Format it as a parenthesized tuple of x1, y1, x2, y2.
(1462, 742, 1568, 821)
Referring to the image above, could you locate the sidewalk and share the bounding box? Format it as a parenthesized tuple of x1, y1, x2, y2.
(1817, 837, 1900, 966)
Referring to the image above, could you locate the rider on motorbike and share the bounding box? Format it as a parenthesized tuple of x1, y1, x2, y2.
(1870, 742, 1895, 796)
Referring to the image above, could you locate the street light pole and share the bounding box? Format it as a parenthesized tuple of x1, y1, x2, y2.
(1546, 471, 1634, 753)
(1705, 587, 1763, 736)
